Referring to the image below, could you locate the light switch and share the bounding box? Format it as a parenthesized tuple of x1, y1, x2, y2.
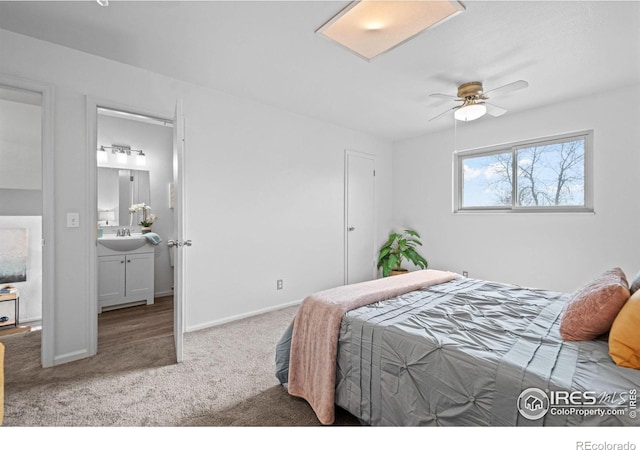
(67, 212, 80, 228)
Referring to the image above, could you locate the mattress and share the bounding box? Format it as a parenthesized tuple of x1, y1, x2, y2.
(276, 277, 640, 426)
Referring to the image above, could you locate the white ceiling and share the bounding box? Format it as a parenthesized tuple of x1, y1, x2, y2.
(0, 0, 639, 141)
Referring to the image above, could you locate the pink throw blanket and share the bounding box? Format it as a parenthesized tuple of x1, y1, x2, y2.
(287, 269, 459, 425)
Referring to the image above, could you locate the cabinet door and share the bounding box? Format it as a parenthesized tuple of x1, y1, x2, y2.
(98, 255, 125, 303)
(125, 253, 154, 300)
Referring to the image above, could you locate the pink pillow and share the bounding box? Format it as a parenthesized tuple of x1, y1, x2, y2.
(559, 267, 630, 341)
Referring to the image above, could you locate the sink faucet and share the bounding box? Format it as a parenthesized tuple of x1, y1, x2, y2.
(116, 228, 131, 237)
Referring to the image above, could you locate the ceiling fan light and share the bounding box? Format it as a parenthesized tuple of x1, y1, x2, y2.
(454, 104, 487, 122)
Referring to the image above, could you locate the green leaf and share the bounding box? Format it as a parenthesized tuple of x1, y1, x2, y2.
(407, 238, 422, 247)
(386, 233, 400, 245)
(377, 247, 391, 265)
(383, 254, 398, 277)
(404, 229, 420, 238)
(388, 253, 398, 268)
(381, 258, 392, 277)
(404, 248, 428, 269)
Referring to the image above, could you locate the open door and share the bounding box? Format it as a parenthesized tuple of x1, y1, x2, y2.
(172, 100, 185, 362)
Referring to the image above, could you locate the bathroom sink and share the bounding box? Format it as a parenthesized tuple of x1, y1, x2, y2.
(98, 235, 147, 252)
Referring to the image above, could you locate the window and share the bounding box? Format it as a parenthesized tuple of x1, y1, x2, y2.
(454, 131, 593, 212)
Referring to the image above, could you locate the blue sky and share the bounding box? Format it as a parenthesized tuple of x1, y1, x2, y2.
(462, 140, 585, 208)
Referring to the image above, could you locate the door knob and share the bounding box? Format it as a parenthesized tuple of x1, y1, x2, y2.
(168, 239, 192, 247)
(348, 227, 355, 231)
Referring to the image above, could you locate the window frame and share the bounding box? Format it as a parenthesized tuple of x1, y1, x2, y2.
(453, 130, 594, 213)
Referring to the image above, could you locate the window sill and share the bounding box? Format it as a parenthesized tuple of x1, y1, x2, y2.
(453, 208, 595, 215)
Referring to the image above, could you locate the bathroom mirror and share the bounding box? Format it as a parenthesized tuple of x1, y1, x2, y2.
(97, 168, 150, 228)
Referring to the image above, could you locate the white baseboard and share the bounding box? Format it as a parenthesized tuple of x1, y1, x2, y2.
(185, 298, 302, 333)
(54, 348, 94, 366)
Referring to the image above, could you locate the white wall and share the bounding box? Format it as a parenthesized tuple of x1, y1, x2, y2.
(0, 95, 43, 215)
(0, 97, 41, 190)
(182, 87, 394, 329)
(393, 84, 640, 293)
(0, 29, 393, 363)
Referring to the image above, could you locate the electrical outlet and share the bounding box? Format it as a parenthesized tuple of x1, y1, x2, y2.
(277, 279, 283, 290)
(462, 271, 468, 277)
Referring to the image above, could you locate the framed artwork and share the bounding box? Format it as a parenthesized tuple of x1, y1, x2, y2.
(0, 228, 28, 283)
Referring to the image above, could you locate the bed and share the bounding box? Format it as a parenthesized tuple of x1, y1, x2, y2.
(275, 269, 640, 426)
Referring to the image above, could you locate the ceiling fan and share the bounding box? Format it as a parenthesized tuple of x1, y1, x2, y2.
(428, 79, 529, 122)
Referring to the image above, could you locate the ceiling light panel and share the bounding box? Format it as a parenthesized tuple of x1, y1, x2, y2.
(317, 0, 465, 61)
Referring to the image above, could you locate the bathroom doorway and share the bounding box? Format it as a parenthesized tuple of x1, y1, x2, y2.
(94, 106, 176, 353)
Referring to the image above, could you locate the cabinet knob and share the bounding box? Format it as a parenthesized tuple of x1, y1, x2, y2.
(127, 259, 131, 263)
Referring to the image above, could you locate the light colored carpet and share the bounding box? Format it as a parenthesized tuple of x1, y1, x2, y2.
(0, 305, 359, 427)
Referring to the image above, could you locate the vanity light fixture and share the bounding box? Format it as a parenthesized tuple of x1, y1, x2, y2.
(136, 150, 146, 167)
(97, 145, 108, 164)
(99, 144, 146, 166)
(116, 148, 128, 164)
(316, 0, 465, 61)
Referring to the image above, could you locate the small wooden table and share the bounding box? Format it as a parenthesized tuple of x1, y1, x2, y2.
(0, 292, 19, 329)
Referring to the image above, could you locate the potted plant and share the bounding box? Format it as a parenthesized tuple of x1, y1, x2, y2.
(129, 203, 157, 233)
(377, 229, 428, 277)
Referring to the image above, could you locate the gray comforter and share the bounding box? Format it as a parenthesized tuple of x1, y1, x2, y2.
(276, 277, 640, 426)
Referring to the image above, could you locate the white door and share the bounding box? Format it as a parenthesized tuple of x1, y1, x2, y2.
(172, 100, 186, 363)
(345, 150, 376, 285)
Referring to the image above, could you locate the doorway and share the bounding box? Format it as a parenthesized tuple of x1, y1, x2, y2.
(344, 150, 376, 285)
(0, 89, 43, 332)
(0, 78, 54, 367)
(91, 104, 179, 356)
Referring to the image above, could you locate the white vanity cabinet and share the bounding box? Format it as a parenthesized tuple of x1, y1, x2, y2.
(97, 242, 155, 313)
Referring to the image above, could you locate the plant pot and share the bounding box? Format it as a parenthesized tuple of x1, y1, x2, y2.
(390, 269, 409, 276)
(141, 226, 152, 234)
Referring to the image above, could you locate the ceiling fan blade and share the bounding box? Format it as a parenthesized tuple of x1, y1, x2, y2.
(484, 80, 529, 97)
(428, 107, 457, 122)
(485, 102, 507, 117)
(429, 93, 459, 100)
